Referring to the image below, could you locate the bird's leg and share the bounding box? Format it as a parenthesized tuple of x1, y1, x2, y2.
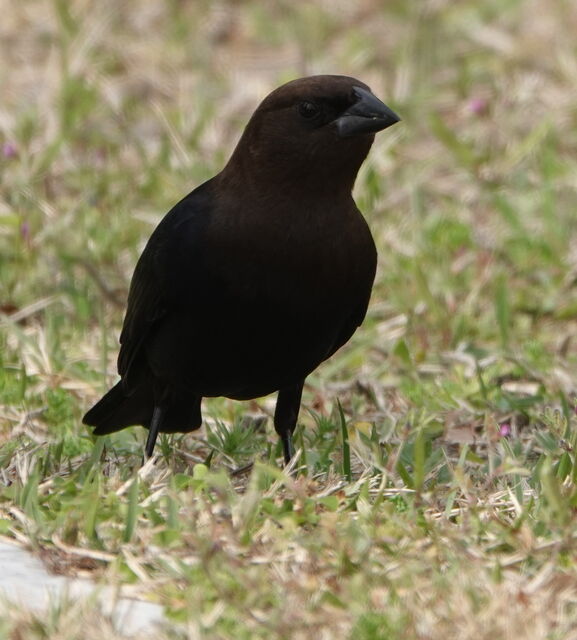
(145, 406, 163, 459)
(274, 382, 304, 465)
(282, 431, 294, 463)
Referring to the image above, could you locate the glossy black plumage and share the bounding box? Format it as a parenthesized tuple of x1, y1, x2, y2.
(83, 75, 400, 463)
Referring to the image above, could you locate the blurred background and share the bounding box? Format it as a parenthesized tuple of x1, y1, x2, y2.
(1, 0, 577, 450)
(4, 2, 577, 636)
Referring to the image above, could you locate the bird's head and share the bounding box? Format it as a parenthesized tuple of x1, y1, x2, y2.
(224, 75, 400, 195)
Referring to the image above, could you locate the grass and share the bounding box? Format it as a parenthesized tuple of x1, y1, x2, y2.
(2, 0, 577, 637)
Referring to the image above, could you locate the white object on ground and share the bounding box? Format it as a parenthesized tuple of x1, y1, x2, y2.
(0, 541, 165, 636)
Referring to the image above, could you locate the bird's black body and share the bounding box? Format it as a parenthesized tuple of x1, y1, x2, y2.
(83, 75, 400, 462)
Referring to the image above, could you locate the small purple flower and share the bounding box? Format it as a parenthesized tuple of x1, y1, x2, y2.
(20, 221, 30, 242)
(499, 423, 511, 438)
(2, 142, 18, 159)
(467, 98, 488, 116)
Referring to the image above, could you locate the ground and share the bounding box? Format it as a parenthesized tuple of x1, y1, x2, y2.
(2, 0, 577, 638)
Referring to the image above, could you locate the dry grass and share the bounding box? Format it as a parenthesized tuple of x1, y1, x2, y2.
(2, 0, 577, 637)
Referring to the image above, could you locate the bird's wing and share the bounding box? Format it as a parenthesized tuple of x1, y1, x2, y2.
(117, 182, 212, 391)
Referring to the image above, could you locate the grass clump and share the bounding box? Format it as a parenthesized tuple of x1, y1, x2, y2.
(2, 0, 577, 638)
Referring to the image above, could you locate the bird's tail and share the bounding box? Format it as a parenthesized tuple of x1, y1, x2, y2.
(83, 381, 154, 435)
(83, 381, 203, 436)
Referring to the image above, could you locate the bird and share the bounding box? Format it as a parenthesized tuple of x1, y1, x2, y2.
(83, 75, 400, 464)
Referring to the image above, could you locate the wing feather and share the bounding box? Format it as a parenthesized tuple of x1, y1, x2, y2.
(117, 182, 213, 390)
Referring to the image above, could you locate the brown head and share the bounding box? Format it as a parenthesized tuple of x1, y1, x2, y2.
(223, 75, 400, 196)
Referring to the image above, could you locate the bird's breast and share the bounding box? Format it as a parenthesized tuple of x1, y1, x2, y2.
(149, 201, 377, 399)
(206, 201, 376, 311)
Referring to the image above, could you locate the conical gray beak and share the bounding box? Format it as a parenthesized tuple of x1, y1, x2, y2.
(335, 86, 401, 138)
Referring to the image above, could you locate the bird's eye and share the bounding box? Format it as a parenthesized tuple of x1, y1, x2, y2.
(298, 101, 321, 119)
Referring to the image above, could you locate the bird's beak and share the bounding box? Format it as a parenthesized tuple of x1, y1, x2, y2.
(335, 86, 401, 138)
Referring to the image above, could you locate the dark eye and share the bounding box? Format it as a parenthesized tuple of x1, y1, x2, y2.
(298, 101, 321, 119)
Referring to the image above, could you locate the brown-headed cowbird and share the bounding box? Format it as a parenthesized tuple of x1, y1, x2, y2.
(83, 75, 400, 464)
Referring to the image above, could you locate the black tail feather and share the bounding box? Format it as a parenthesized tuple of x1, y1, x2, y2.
(83, 381, 203, 436)
(83, 381, 154, 435)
